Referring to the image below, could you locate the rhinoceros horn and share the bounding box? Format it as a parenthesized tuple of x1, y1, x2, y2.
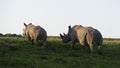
(60, 33, 63, 38)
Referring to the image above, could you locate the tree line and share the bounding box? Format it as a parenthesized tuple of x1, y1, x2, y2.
(0, 33, 22, 37)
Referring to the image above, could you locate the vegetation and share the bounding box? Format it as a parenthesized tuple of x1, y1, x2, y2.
(0, 33, 22, 37)
(0, 37, 120, 68)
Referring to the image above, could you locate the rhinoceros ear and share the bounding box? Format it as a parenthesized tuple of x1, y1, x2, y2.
(68, 25, 71, 29)
(29, 23, 32, 25)
(24, 23, 27, 27)
(63, 33, 66, 36)
(60, 33, 63, 38)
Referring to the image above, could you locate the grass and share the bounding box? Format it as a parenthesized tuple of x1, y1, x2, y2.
(0, 37, 120, 68)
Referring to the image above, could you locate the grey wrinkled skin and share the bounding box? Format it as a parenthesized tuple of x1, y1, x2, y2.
(60, 25, 103, 54)
(23, 23, 47, 46)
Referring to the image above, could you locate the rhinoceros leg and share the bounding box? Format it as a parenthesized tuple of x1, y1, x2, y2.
(71, 42, 76, 50)
(27, 36, 34, 44)
(27, 36, 31, 42)
(34, 39, 39, 45)
(43, 41, 47, 47)
(98, 45, 102, 55)
(81, 46, 85, 52)
(30, 39, 35, 45)
(89, 44, 95, 54)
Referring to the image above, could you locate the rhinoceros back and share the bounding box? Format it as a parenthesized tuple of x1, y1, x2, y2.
(86, 28, 103, 46)
(33, 26, 47, 40)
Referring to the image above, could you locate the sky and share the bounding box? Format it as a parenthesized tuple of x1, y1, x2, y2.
(0, 0, 120, 38)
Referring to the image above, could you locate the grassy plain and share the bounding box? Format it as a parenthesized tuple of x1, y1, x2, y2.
(0, 37, 120, 68)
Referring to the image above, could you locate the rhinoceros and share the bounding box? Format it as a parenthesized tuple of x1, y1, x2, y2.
(60, 25, 103, 54)
(23, 23, 47, 46)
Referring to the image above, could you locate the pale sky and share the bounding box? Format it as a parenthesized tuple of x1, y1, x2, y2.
(0, 0, 120, 38)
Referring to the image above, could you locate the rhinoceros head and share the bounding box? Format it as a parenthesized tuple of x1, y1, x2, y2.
(23, 28, 27, 36)
(60, 33, 70, 43)
(60, 25, 72, 43)
(23, 23, 31, 37)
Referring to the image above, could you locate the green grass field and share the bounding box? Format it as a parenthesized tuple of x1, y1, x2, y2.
(0, 37, 120, 68)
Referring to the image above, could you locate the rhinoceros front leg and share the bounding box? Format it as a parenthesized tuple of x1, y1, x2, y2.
(27, 37, 33, 44)
(27, 37, 34, 44)
(30, 39, 35, 45)
(71, 42, 76, 50)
